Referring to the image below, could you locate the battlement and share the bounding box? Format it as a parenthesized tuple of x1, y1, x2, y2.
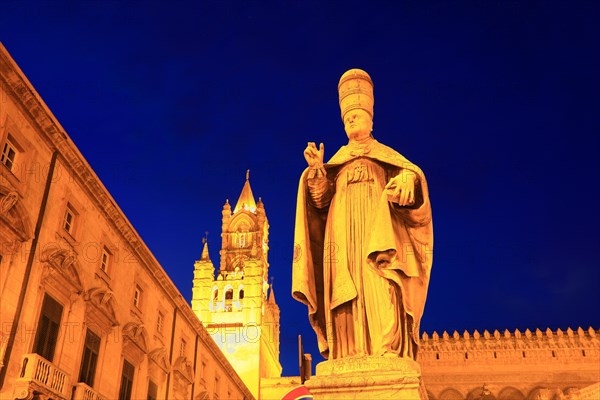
(419, 326, 599, 366)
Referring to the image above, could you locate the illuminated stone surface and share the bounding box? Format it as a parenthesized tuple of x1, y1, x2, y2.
(191, 172, 282, 399)
(292, 68, 432, 397)
(0, 43, 252, 400)
(420, 327, 600, 399)
(2, 41, 599, 400)
(261, 327, 599, 399)
(305, 356, 423, 399)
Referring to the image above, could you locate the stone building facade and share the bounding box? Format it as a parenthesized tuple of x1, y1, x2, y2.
(192, 175, 282, 399)
(0, 43, 252, 400)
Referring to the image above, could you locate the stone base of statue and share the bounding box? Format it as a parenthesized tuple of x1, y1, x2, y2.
(304, 356, 428, 400)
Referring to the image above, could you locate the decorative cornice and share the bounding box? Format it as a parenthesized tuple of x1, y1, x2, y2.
(0, 187, 31, 241)
(149, 347, 171, 374)
(84, 287, 119, 328)
(173, 356, 195, 385)
(0, 191, 18, 214)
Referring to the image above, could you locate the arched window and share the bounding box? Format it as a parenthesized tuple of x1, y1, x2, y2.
(439, 388, 463, 400)
(233, 221, 251, 248)
(497, 387, 524, 400)
(211, 289, 219, 311)
(238, 232, 247, 248)
(224, 289, 233, 312)
(238, 289, 244, 308)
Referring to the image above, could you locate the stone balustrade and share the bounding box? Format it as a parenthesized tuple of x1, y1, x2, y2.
(14, 353, 70, 399)
(576, 382, 600, 400)
(72, 382, 107, 400)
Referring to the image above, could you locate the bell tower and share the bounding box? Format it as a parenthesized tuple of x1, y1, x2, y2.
(191, 171, 282, 399)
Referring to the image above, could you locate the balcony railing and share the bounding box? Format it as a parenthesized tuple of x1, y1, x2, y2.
(14, 353, 70, 399)
(73, 382, 107, 400)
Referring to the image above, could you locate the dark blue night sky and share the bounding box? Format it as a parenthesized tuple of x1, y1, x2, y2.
(2, 1, 599, 376)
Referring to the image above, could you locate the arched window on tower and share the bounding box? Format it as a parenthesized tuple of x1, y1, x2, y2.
(234, 221, 250, 248)
(212, 289, 219, 310)
(238, 231, 247, 248)
(224, 289, 233, 312)
(238, 289, 244, 308)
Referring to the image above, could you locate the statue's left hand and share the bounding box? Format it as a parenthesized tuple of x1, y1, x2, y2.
(385, 170, 417, 206)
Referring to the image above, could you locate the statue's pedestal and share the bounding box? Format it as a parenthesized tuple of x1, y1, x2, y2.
(304, 356, 427, 400)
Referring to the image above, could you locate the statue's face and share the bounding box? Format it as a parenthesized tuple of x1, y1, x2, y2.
(344, 109, 373, 142)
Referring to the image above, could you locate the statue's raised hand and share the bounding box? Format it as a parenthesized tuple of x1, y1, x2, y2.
(385, 169, 417, 206)
(304, 142, 324, 170)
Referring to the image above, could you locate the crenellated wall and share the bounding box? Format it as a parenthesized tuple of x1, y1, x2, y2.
(419, 327, 600, 400)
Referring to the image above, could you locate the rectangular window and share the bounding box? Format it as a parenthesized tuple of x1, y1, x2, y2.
(78, 329, 101, 387)
(33, 294, 63, 362)
(201, 360, 207, 381)
(1, 138, 17, 171)
(63, 204, 75, 234)
(156, 312, 164, 335)
(180, 338, 186, 358)
(214, 375, 220, 400)
(100, 247, 110, 273)
(147, 380, 158, 400)
(133, 285, 142, 308)
(118, 359, 135, 400)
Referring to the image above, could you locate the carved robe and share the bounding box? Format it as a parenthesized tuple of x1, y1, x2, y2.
(292, 138, 433, 359)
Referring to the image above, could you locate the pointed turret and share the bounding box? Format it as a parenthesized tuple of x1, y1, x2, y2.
(200, 240, 210, 261)
(192, 237, 216, 322)
(234, 170, 257, 213)
(268, 283, 276, 305)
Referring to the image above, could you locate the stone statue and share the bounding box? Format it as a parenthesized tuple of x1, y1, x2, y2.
(292, 69, 433, 361)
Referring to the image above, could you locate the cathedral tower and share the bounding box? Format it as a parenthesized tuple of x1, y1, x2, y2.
(191, 172, 282, 399)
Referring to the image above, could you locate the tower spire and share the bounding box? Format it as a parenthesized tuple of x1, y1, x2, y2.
(234, 169, 257, 213)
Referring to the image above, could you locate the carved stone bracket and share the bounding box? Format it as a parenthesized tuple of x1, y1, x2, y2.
(13, 386, 35, 400)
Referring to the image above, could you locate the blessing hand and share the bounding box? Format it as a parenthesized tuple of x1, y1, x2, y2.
(385, 169, 417, 206)
(304, 142, 324, 169)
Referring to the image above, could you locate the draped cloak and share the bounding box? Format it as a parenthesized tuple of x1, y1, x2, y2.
(292, 139, 433, 359)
